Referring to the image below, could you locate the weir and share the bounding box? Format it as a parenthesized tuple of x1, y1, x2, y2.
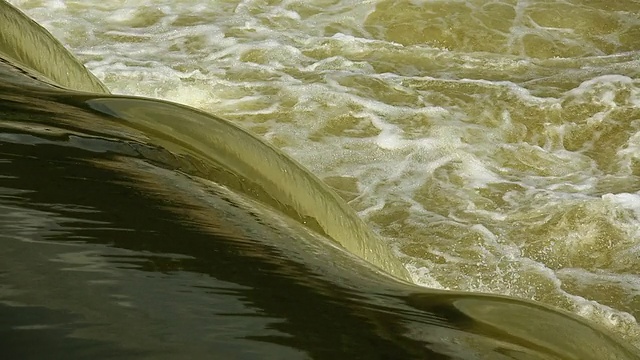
(1, 1, 639, 358)
(0, 0, 410, 281)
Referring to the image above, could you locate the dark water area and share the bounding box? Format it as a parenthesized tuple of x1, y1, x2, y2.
(0, 128, 420, 359)
(0, 100, 466, 359)
(0, 71, 638, 360)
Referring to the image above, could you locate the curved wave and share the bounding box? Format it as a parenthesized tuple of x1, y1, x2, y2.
(0, 0, 109, 93)
(1, 1, 639, 358)
(0, 0, 410, 282)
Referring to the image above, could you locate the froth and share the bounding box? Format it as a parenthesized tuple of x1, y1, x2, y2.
(11, 0, 640, 346)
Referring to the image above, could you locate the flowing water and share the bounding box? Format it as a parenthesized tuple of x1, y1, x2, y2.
(4, 0, 640, 356)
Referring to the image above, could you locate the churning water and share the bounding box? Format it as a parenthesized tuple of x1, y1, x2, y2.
(7, 0, 640, 352)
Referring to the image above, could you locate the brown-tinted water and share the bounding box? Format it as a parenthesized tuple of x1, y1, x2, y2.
(0, 65, 638, 359)
(2, 0, 640, 358)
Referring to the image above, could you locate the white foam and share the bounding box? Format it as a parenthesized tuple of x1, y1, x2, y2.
(602, 193, 640, 220)
(11, 0, 640, 346)
(406, 263, 447, 290)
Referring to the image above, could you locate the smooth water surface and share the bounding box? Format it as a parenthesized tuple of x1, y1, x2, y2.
(0, 79, 637, 359)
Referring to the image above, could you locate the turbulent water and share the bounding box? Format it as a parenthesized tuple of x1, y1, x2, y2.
(7, 0, 640, 350)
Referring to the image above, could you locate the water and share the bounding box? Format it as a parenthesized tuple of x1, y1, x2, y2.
(1, 77, 637, 360)
(5, 0, 640, 354)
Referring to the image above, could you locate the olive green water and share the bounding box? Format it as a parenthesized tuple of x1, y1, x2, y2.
(2, 69, 639, 360)
(4, 0, 640, 356)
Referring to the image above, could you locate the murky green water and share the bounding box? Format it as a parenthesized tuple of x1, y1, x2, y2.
(1, 71, 638, 359)
(3, 0, 640, 357)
